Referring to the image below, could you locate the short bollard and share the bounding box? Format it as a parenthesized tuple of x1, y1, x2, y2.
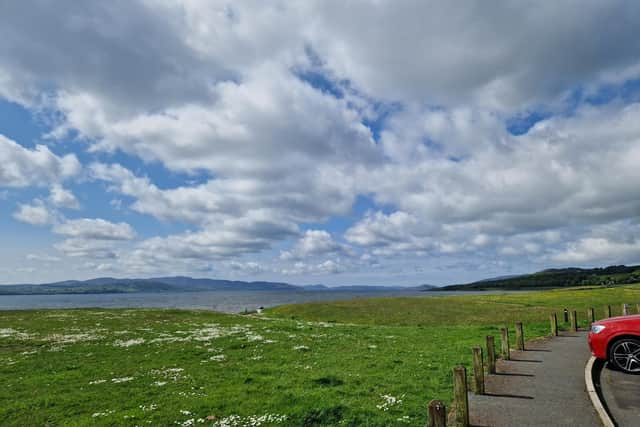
(500, 327, 510, 360)
(427, 399, 446, 427)
(515, 322, 525, 351)
(588, 307, 595, 323)
(486, 335, 496, 374)
(550, 313, 558, 336)
(571, 310, 578, 331)
(563, 308, 569, 322)
(472, 347, 484, 394)
(637, 304, 640, 314)
(606, 305, 612, 318)
(453, 366, 469, 427)
(623, 304, 630, 316)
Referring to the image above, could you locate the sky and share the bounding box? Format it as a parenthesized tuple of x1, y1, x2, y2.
(2, 1, 640, 286)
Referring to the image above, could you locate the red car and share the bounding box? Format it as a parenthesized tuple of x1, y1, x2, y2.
(589, 314, 640, 373)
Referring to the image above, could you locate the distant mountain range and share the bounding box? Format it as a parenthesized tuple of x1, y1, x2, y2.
(0, 276, 436, 295)
(4, 264, 639, 295)
(438, 264, 640, 291)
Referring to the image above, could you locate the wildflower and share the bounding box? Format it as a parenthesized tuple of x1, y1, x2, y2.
(376, 394, 404, 411)
(113, 338, 145, 347)
(92, 410, 115, 417)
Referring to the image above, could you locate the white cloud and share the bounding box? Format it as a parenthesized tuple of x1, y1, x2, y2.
(228, 261, 265, 275)
(345, 211, 438, 255)
(280, 229, 350, 260)
(281, 259, 344, 276)
(554, 238, 640, 264)
(308, 1, 640, 109)
(553, 221, 640, 264)
(56, 62, 379, 178)
(53, 218, 136, 241)
(0, 134, 80, 188)
(131, 213, 297, 261)
(13, 201, 52, 226)
(51, 218, 136, 259)
(26, 253, 61, 262)
(366, 102, 640, 241)
(5, 1, 640, 112)
(53, 238, 118, 259)
(49, 184, 79, 209)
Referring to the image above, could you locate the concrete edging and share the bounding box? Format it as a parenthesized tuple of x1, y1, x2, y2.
(585, 356, 616, 427)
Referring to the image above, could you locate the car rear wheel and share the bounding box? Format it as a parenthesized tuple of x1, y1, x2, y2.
(610, 338, 640, 373)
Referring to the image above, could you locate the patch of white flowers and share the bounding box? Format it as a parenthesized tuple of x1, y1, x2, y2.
(111, 376, 134, 383)
(113, 338, 145, 347)
(45, 332, 104, 344)
(0, 328, 33, 339)
(92, 410, 115, 417)
(376, 394, 404, 411)
(212, 414, 288, 427)
(151, 367, 186, 382)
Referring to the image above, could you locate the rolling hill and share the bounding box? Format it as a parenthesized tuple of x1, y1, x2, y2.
(438, 264, 640, 291)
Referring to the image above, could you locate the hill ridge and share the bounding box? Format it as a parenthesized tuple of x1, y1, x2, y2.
(439, 264, 640, 291)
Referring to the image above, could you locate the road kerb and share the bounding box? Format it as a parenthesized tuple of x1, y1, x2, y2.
(585, 356, 615, 427)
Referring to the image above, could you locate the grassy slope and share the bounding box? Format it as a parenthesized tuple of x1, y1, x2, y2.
(1, 285, 639, 426)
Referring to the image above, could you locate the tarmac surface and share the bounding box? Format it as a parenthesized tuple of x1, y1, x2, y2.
(468, 330, 601, 427)
(600, 362, 640, 426)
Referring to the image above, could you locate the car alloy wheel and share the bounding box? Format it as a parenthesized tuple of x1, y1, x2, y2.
(610, 338, 640, 373)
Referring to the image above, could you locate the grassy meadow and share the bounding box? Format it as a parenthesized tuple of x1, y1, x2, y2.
(1, 285, 640, 426)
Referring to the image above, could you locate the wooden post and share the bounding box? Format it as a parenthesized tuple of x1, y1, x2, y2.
(472, 347, 484, 395)
(637, 303, 640, 315)
(623, 304, 630, 316)
(550, 313, 558, 336)
(500, 327, 510, 360)
(486, 335, 496, 374)
(453, 366, 469, 427)
(571, 310, 578, 331)
(427, 399, 447, 427)
(588, 307, 595, 323)
(606, 305, 611, 318)
(515, 322, 525, 351)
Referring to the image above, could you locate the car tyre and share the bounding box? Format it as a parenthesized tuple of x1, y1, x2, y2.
(609, 337, 640, 374)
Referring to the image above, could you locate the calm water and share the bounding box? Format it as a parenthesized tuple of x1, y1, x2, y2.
(0, 290, 482, 313)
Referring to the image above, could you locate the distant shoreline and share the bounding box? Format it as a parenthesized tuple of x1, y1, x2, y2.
(0, 287, 423, 297)
(0, 288, 432, 313)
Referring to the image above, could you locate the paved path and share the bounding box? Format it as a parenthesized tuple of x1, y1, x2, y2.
(600, 362, 640, 426)
(468, 330, 600, 427)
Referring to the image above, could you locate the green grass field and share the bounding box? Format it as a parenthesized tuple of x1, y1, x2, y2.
(1, 285, 639, 426)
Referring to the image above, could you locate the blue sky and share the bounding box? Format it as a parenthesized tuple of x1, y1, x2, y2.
(2, 1, 640, 286)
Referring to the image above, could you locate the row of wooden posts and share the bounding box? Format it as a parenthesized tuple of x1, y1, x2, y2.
(426, 303, 637, 427)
